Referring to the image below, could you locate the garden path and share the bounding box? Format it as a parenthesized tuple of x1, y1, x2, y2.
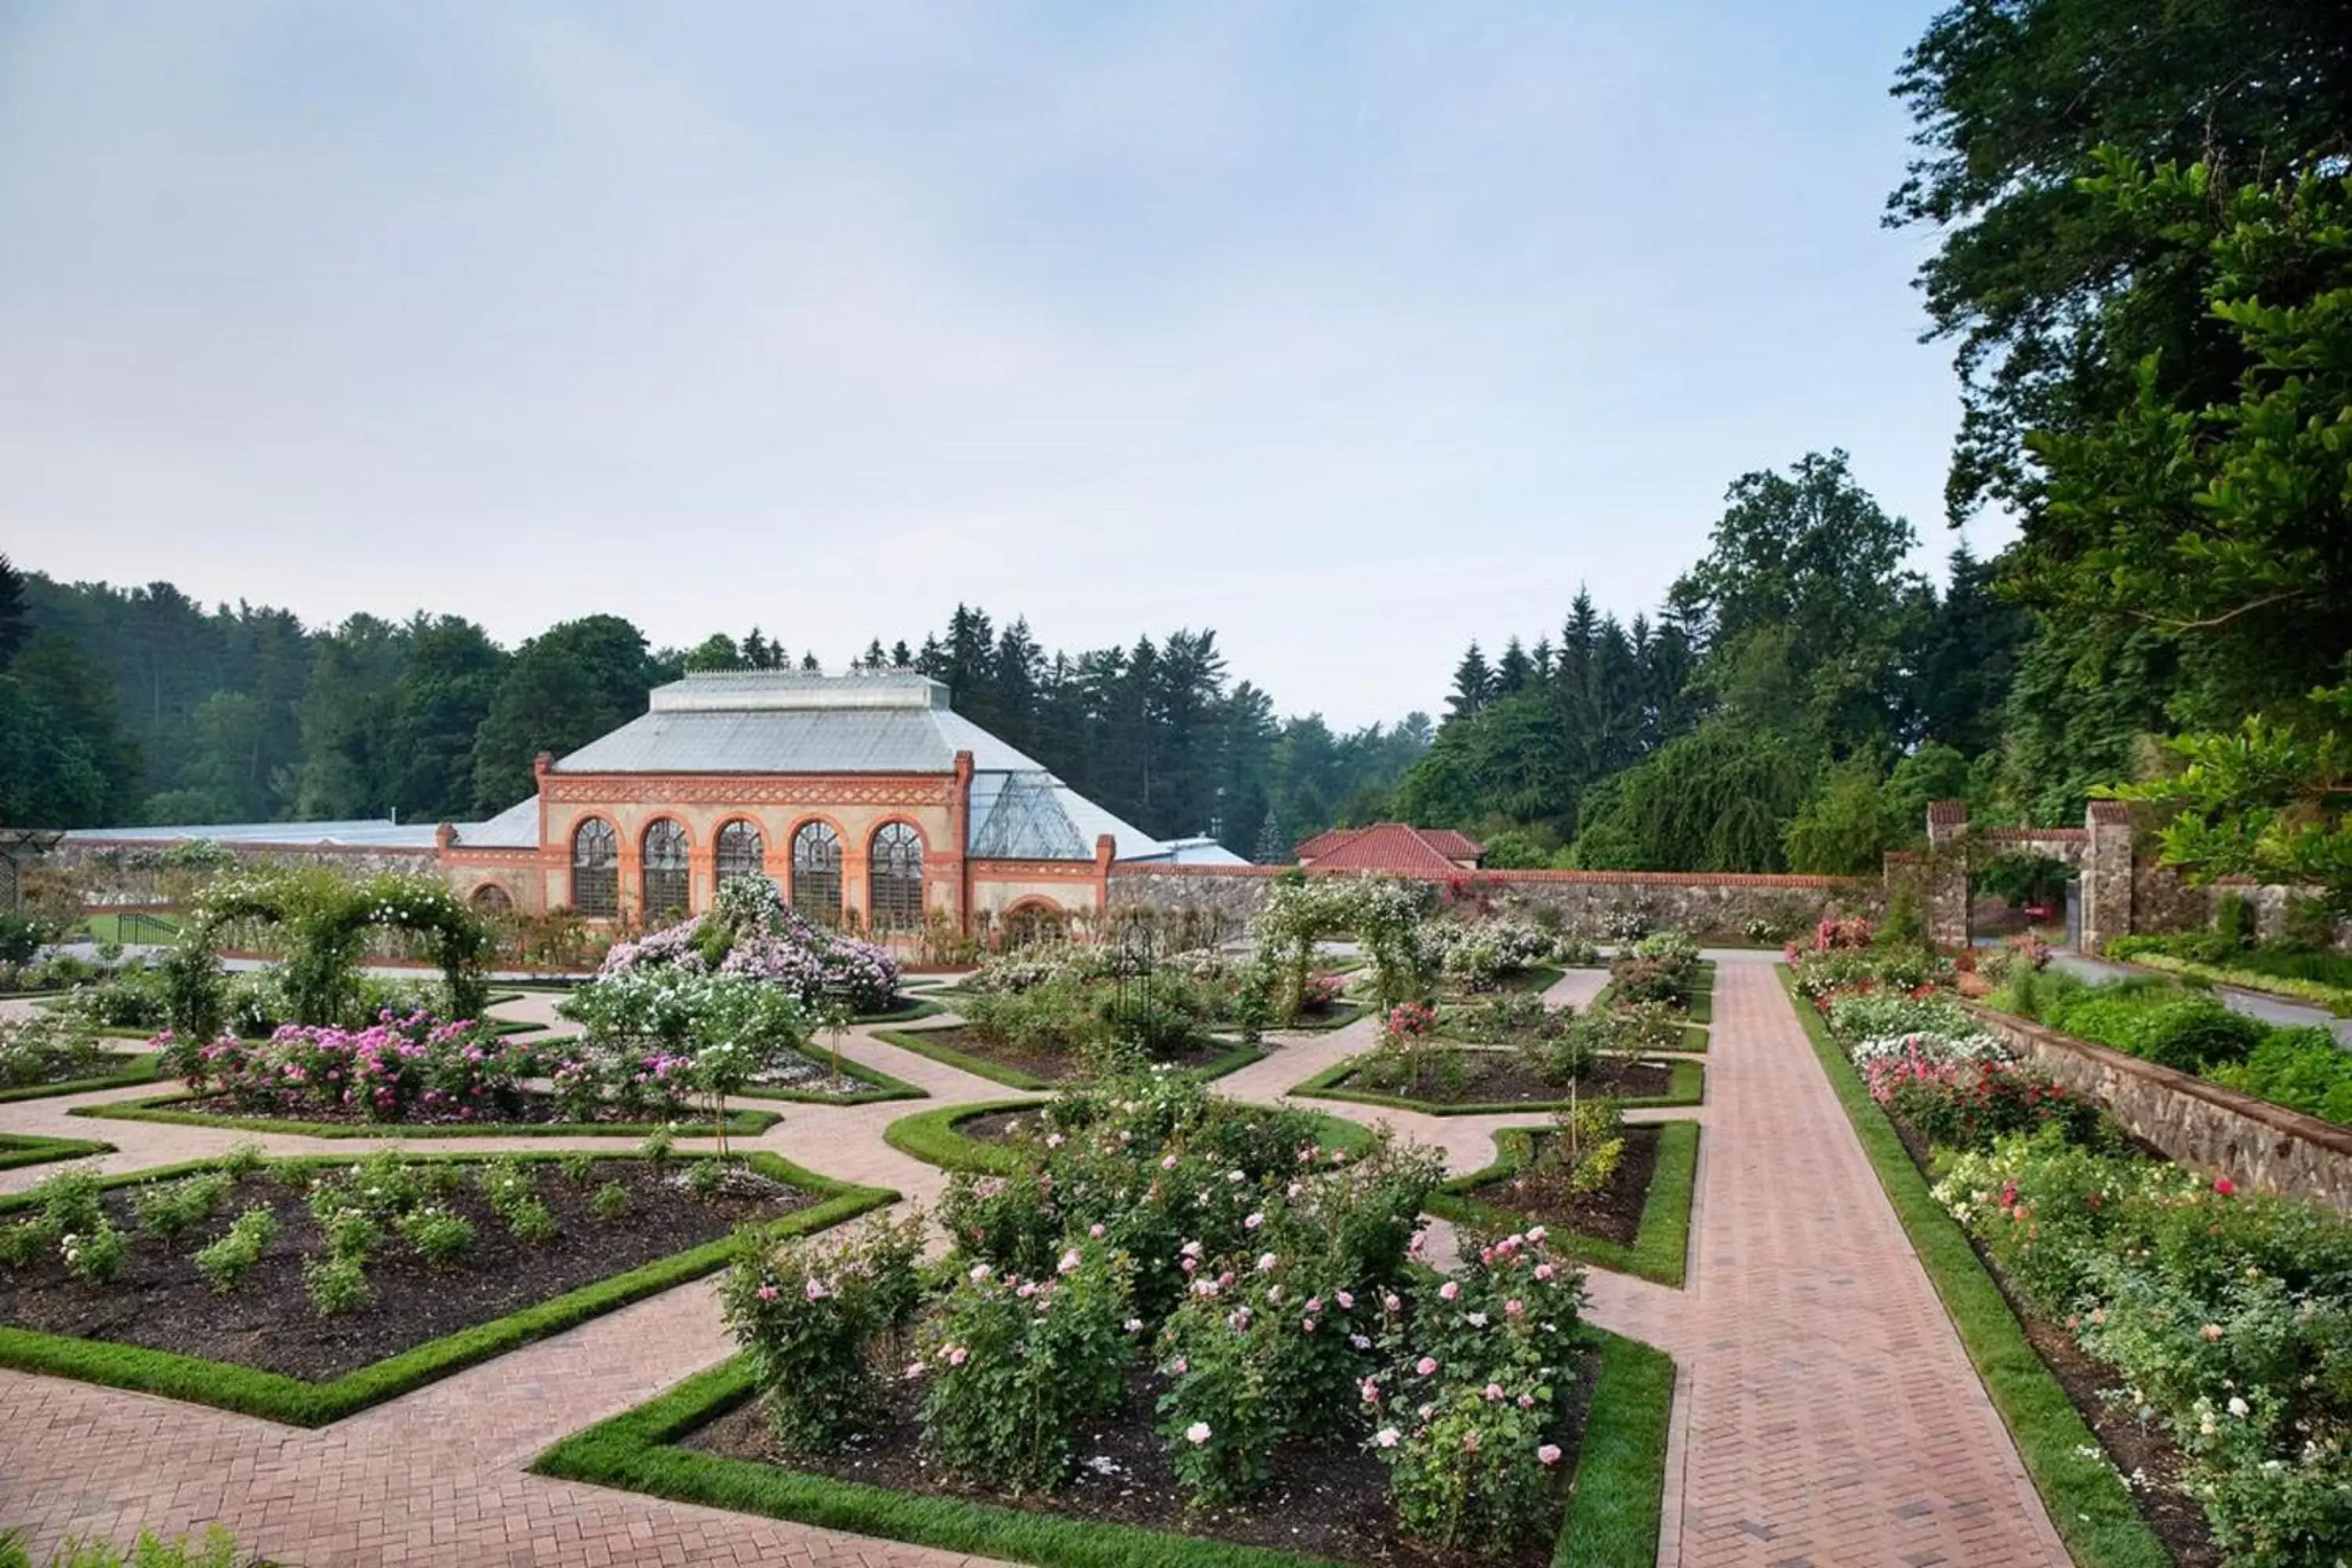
(0, 960, 2067, 1567)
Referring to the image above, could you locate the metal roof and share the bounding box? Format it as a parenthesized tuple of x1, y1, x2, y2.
(60, 819, 441, 850)
(448, 795, 539, 848)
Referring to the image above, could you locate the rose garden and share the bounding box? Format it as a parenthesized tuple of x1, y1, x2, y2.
(2, 859, 2346, 1568)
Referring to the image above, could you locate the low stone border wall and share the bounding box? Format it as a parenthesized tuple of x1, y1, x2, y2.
(1965, 1003, 2352, 1212)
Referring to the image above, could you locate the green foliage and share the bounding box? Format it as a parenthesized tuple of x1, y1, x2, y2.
(720, 1211, 927, 1454)
(0, 1013, 108, 1091)
(589, 1181, 629, 1222)
(397, 1206, 476, 1265)
(918, 1239, 1138, 1494)
(194, 1205, 279, 1292)
(2206, 1029, 2352, 1127)
(131, 1172, 233, 1241)
(1937, 1132, 2352, 1565)
(1569, 723, 1813, 872)
(303, 1252, 370, 1316)
(2040, 981, 2268, 1073)
(0, 1523, 248, 1568)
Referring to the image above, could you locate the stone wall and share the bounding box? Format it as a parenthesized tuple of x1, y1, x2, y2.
(49, 838, 437, 909)
(1107, 865, 1877, 937)
(1965, 1004, 2352, 1213)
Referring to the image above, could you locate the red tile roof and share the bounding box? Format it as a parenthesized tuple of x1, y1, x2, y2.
(1294, 823, 1484, 875)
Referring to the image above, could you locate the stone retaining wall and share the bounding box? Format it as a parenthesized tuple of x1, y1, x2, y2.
(1108, 865, 1878, 935)
(1965, 1003, 2352, 1212)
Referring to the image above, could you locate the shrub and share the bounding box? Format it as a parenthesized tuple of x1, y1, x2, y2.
(398, 1207, 474, 1265)
(0, 1012, 110, 1090)
(162, 1011, 535, 1123)
(1369, 1229, 1587, 1556)
(557, 1150, 595, 1186)
(2207, 1026, 2352, 1125)
(915, 1237, 1138, 1493)
(596, 883, 900, 1013)
(511, 1196, 561, 1244)
(1537, 1097, 1624, 1194)
(133, 1173, 234, 1241)
(1824, 990, 1976, 1044)
(2043, 984, 2269, 1072)
(1867, 1051, 2102, 1152)
(303, 1252, 370, 1316)
(590, 1181, 629, 1221)
(195, 1206, 280, 1292)
(722, 1212, 927, 1454)
(60, 1218, 127, 1284)
(28, 1170, 105, 1241)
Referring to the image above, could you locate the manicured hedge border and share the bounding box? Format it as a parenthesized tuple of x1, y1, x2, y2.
(0, 1053, 165, 1105)
(1425, 1120, 1699, 1287)
(1289, 1056, 1703, 1116)
(71, 1092, 783, 1141)
(882, 1101, 1379, 1178)
(1775, 965, 2167, 1568)
(0, 1149, 894, 1425)
(529, 1325, 1675, 1568)
(0, 1133, 115, 1172)
(738, 1049, 928, 1106)
(872, 1029, 1262, 1093)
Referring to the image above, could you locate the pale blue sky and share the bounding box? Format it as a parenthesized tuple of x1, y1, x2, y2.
(0, 2, 1995, 728)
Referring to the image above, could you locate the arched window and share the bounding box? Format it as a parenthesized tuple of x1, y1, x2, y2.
(571, 818, 619, 917)
(641, 819, 690, 919)
(715, 820, 765, 889)
(790, 822, 842, 924)
(470, 883, 514, 916)
(869, 822, 924, 931)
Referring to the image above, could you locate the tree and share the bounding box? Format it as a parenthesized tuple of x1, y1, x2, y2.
(1669, 450, 1918, 751)
(292, 614, 406, 819)
(2013, 159, 2352, 728)
(0, 676, 107, 826)
(390, 616, 507, 822)
(470, 615, 659, 812)
(5, 634, 141, 822)
(1899, 543, 2029, 754)
(684, 633, 746, 672)
(1888, 0, 2352, 524)
(0, 555, 26, 665)
(1567, 725, 1813, 872)
(1446, 644, 1493, 721)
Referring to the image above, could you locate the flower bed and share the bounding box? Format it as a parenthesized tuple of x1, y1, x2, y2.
(530, 1069, 1671, 1567)
(873, 1022, 1259, 1091)
(0, 1014, 114, 1093)
(1795, 942, 2352, 1567)
(0, 1133, 114, 1174)
(597, 879, 900, 1014)
(1294, 1049, 1697, 1116)
(0, 1148, 890, 1423)
(1429, 1121, 1701, 1289)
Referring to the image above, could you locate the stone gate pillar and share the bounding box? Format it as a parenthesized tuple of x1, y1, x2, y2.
(2082, 800, 2134, 953)
(1925, 800, 1970, 949)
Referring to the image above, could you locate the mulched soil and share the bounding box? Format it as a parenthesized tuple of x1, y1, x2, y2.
(956, 1107, 1050, 1145)
(684, 1347, 1601, 1568)
(1883, 1114, 2219, 1568)
(1458, 1126, 1661, 1247)
(1347, 1051, 1670, 1106)
(898, 1025, 1238, 1086)
(0, 1160, 811, 1383)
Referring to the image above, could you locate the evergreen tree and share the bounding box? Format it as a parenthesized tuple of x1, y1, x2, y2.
(1446, 643, 1493, 721)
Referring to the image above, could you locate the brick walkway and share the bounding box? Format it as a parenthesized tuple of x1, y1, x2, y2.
(0, 964, 2069, 1566)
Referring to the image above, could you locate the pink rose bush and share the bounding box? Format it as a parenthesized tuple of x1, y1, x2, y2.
(720, 1212, 925, 1454)
(160, 1011, 535, 1123)
(598, 877, 899, 1014)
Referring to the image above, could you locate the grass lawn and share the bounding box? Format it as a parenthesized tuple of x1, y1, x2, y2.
(0, 1132, 115, 1173)
(1775, 965, 2166, 1568)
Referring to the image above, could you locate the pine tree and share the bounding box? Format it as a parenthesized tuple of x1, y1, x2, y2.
(859, 639, 887, 670)
(1446, 643, 1494, 721)
(1254, 805, 1287, 864)
(891, 641, 913, 669)
(1495, 637, 1533, 695)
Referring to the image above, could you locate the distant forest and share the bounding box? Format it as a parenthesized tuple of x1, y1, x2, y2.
(5, 0, 2348, 884)
(0, 564, 1427, 859)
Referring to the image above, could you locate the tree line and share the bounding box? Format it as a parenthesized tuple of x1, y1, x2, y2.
(6, 0, 2347, 893)
(0, 567, 1427, 860)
